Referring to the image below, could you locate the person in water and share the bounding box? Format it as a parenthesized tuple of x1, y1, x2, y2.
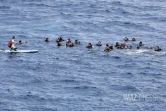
(75, 40, 80, 44)
(128, 45, 132, 49)
(66, 39, 74, 47)
(86, 43, 93, 48)
(147, 46, 152, 50)
(109, 44, 113, 50)
(139, 41, 143, 47)
(104, 44, 110, 52)
(155, 46, 161, 51)
(96, 41, 102, 46)
(19, 40, 22, 44)
(45, 38, 49, 42)
(59, 37, 64, 42)
(70, 43, 74, 47)
(120, 42, 126, 49)
(115, 42, 120, 49)
(57, 41, 62, 46)
(67, 42, 74, 47)
(132, 38, 136, 41)
(19, 40, 27, 44)
(66, 39, 71, 46)
(56, 38, 60, 43)
(124, 37, 129, 42)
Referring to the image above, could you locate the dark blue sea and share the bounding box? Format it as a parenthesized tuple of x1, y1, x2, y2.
(0, 0, 166, 111)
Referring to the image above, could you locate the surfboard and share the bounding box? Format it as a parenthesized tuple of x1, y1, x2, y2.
(0, 49, 38, 53)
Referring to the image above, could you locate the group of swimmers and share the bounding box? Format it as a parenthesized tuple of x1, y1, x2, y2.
(8, 36, 162, 52)
(45, 37, 80, 47)
(44, 36, 162, 52)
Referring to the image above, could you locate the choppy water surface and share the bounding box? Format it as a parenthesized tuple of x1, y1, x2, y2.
(0, 0, 166, 111)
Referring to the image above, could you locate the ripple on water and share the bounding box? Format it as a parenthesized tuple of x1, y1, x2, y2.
(110, 85, 140, 93)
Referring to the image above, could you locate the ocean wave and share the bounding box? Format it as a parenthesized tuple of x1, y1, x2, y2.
(0, 6, 10, 9)
(110, 85, 140, 93)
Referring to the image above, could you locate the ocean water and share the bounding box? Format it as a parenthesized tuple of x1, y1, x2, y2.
(0, 0, 166, 111)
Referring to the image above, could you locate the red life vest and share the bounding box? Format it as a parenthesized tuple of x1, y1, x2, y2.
(8, 40, 12, 47)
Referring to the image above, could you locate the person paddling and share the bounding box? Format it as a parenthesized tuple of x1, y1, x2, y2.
(8, 36, 24, 51)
